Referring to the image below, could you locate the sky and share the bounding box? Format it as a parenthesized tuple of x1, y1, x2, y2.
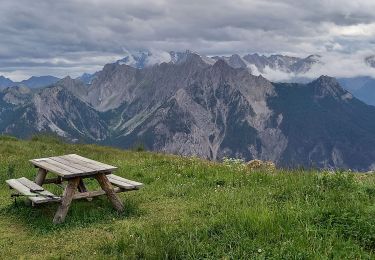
(0, 0, 375, 81)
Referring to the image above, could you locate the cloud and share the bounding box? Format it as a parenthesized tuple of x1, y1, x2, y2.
(0, 0, 374, 80)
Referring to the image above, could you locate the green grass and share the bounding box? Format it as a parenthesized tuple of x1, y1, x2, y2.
(0, 135, 374, 259)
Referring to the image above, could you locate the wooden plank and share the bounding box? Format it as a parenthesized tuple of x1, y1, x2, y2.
(30, 159, 76, 177)
(49, 156, 96, 172)
(107, 177, 136, 190)
(107, 174, 144, 188)
(95, 173, 124, 212)
(53, 177, 80, 224)
(66, 154, 117, 171)
(42, 158, 84, 174)
(30, 158, 101, 178)
(6, 178, 60, 204)
(17, 177, 60, 202)
(59, 155, 108, 171)
(107, 177, 138, 190)
(17, 177, 44, 191)
(6, 179, 37, 196)
(72, 187, 124, 200)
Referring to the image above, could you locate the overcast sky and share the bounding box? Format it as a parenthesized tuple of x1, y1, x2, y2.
(1, 0, 375, 80)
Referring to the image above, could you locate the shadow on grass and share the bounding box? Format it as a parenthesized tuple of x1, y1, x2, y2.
(1, 195, 143, 233)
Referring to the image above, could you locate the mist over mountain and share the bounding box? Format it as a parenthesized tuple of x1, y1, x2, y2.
(102, 50, 375, 106)
(1, 52, 375, 171)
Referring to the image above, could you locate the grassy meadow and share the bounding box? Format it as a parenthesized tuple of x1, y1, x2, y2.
(0, 135, 374, 259)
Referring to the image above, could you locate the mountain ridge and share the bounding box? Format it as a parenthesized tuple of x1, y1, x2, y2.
(1, 53, 375, 170)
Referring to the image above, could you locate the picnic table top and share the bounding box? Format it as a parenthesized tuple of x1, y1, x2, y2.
(30, 154, 117, 178)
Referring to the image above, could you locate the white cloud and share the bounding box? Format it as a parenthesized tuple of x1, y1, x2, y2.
(0, 0, 375, 80)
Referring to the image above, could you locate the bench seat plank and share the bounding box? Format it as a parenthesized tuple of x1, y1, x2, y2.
(107, 174, 143, 188)
(6, 178, 60, 204)
(107, 174, 143, 190)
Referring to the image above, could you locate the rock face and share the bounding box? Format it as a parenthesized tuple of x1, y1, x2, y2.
(0, 84, 108, 141)
(1, 52, 375, 171)
(212, 53, 321, 74)
(270, 77, 375, 170)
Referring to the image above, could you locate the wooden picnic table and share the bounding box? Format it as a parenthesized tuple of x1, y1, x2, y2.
(6, 154, 143, 224)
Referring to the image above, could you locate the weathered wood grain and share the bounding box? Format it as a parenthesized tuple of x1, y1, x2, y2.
(30, 154, 116, 178)
(59, 155, 109, 171)
(107, 174, 144, 188)
(49, 156, 95, 172)
(107, 176, 137, 190)
(95, 173, 124, 212)
(67, 154, 117, 171)
(6, 178, 60, 204)
(30, 159, 75, 177)
(42, 158, 84, 174)
(34, 168, 48, 186)
(53, 177, 80, 224)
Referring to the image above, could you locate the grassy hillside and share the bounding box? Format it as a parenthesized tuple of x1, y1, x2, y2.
(0, 135, 374, 259)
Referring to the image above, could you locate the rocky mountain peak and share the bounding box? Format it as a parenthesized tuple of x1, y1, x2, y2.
(212, 58, 232, 70)
(54, 76, 88, 100)
(309, 75, 350, 100)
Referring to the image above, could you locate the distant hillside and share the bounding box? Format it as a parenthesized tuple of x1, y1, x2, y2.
(338, 77, 375, 106)
(19, 76, 60, 88)
(0, 76, 14, 88)
(0, 75, 60, 89)
(0, 135, 374, 259)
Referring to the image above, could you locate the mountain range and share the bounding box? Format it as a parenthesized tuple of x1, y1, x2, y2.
(108, 50, 375, 106)
(1, 51, 375, 171)
(2, 50, 375, 105)
(114, 50, 322, 75)
(0, 75, 60, 89)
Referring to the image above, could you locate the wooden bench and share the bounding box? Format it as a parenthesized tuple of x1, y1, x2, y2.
(5, 154, 144, 224)
(6, 177, 61, 204)
(107, 174, 143, 190)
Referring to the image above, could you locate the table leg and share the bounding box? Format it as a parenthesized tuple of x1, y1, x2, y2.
(53, 177, 80, 224)
(35, 168, 47, 186)
(78, 179, 87, 193)
(78, 179, 93, 201)
(95, 173, 124, 212)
